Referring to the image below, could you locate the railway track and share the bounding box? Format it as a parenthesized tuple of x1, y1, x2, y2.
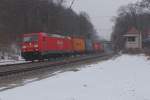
(0, 53, 114, 77)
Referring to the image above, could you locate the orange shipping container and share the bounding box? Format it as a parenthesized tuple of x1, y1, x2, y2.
(72, 37, 85, 53)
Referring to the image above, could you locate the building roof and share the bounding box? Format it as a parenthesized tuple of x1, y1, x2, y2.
(127, 27, 139, 34)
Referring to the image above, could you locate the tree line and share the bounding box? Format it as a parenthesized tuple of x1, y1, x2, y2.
(111, 0, 150, 52)
(0, 0, 96, 52)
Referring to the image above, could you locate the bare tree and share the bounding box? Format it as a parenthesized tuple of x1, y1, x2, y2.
(111, 0, 150, 52)
(0, 0, 97, 53)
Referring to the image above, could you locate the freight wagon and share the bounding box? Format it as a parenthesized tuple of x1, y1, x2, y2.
(93, 42, 104, 53)
(103, 41, 113, 54)
(72, 37, 86, 53)
(85, 39, 93, 53)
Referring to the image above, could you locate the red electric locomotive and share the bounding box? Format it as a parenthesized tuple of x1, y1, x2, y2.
(21, 32, 73, 60)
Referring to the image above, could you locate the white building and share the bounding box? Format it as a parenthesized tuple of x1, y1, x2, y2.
(124, 27, 142, 50)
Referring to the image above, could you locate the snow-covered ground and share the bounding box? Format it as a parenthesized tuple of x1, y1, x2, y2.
(0, 54, 150, 100)
(0, 56, 26, 65)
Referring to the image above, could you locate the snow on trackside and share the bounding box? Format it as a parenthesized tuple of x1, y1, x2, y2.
(0, 56, 26, 65)
(0, 54, 150, 100)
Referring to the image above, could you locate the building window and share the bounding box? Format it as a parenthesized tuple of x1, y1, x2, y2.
(127, 37, 136, 42)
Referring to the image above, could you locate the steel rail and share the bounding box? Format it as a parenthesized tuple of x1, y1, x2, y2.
(0, 53, 113, 77)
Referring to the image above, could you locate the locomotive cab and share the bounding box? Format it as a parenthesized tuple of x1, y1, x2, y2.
(21, 33, 41, 60)
(22, 34, 39, 51)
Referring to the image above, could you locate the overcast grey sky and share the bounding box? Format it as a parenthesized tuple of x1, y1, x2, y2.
(66, 0, 138, 40)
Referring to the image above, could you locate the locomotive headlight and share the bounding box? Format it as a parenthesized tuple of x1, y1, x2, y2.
(22, 46, 26, 49)
(34, 44, 38, 48)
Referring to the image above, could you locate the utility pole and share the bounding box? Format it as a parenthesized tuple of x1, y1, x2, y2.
(69, 0, 75, 9)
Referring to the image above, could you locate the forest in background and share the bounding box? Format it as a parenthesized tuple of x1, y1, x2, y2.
(0, 0, 97, 54)
(111, 0, 150, 52)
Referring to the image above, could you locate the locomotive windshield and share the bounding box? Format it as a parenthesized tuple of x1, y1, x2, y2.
(23, 35, 38, 42)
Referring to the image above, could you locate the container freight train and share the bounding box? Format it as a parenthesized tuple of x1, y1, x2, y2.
(21, 32, 103, 61)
